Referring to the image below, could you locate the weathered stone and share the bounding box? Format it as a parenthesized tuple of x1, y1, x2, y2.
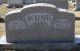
(36, 0, 68, 9)
(75, 0, 80, 10)
(7, 0, 68, 9)
(7, 0, 23, 8)
(5, 3, 75, 43)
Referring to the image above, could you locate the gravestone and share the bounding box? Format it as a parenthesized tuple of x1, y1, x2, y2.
(0, 0, 2, 5)
(75, 0, 80, 10)
(7, 0, 23, 8)
(36, 0, 68, 9)
(5, 3, 75, 43)
(24, 0, 35, 4)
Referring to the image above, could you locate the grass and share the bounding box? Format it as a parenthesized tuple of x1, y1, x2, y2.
(0, 4, 21, 18)
(75, 20, 80, 35)
(0, 4, 21, 38)
(0, 22, 4, 38)
(0, 4, 9, 18)
(0, 3, 80, 38)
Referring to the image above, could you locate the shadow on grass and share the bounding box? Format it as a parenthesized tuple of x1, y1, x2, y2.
(0, 18, 5, 23)
(75, 17, 80, 20)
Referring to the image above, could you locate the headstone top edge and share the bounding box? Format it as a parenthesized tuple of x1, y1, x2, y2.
(58, 8, 72, 13)
(22, 3, 56, 10)
(6, 3, 57, 16)
(5, 9, 21, 16)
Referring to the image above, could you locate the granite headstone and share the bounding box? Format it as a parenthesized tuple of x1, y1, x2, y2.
(36, 0, 68, 9)
(7, 0, 23, 8)
(75, 0, 80, 10)
(5, 3, 75, 43)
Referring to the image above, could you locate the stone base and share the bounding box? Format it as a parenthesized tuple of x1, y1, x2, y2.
(0, 42, 77, 50)
(0, 35, 80, 50)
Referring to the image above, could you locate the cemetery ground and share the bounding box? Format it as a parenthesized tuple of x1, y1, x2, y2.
(0, 4, 80, 38)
